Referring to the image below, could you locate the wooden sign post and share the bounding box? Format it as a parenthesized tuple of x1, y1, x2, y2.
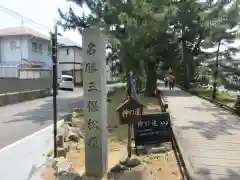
(116, 73, 144, 158)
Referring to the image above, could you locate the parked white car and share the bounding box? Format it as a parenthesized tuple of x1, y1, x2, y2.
(58, 75, 74, 91)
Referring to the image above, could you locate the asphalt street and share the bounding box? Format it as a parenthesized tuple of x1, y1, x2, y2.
(0, 83, 125, 150)
(0, 88, 84, 149)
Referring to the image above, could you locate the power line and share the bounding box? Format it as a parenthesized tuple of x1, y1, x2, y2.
(0, 5, 51, 32)
(0, 4, 79, 43)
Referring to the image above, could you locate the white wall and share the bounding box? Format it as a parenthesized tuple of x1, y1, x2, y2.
(28, 37, 51, 66)
(73, 47, 82, 65)
(0, 35, 29, 63)
(0, 35, 51, 66)
(0, 38, 2, 62)
(58, 46, 83, 75)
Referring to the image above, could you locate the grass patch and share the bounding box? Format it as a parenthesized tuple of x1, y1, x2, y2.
(189, 87, 236, 106)
(46, 149, 54, 157)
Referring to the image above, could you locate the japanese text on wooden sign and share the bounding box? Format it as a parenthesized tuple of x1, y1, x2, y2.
(116, 98, 143, 124)
(134, 112, 172, 146)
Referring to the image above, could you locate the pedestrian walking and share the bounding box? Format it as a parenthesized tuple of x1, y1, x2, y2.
(168, 74, 175, 90)
(172, 75, 176, 89)
(169, 78, 172, 90)
(164, 77, 168, 88)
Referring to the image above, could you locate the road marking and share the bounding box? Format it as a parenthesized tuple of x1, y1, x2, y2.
(0, 84, 124, 154)
(0, 120, 63, 153)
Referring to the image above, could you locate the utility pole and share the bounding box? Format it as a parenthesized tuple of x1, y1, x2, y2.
(51, 24, 58, 158)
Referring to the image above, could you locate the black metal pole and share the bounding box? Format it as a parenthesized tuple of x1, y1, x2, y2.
(127, 71, 132, 97)
(51, 24, 58, 158)
(127, 124, 132, 158)
(127, 71, 132, 158)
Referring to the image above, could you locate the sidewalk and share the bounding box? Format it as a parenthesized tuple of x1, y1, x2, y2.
(0, 123, 59, 180)
(158, 82, 240, 180)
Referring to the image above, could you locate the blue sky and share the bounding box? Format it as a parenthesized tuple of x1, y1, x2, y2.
(0, 0, 90, 45)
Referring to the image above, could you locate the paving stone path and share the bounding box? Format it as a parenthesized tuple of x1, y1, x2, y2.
(158, 82, 240, 180)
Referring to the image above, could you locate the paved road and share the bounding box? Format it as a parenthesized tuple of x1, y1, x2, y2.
(158, 82, 240, 180)
(0, 88, 84, 149)
(0, 83, 125, 180)
(0, 83, 125, 150)
(0, 124, 55, 180)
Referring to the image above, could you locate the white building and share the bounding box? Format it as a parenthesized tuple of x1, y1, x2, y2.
(0, 26, 117, 82)
(0, 27, 51, 67)
(57, 43, 83, 85)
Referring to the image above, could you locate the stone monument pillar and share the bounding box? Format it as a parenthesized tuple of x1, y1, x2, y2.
(82, 27, 108, 177)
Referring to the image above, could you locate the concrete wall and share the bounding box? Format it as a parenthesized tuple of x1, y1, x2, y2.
(0, 78, 52, 94)
(0, 78, 52, 106)
(0, 89, 51, 107)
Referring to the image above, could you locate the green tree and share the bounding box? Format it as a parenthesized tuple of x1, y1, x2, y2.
(58, 0, 178, 96)
(201, 0, 240, 99)
(169, 0, 214, 89)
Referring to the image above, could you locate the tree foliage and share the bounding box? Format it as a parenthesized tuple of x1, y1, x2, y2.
(58, 0, 240, 95)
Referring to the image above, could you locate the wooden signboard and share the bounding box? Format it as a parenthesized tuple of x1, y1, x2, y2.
(133, 112, 172, 146)
(116, 97, 144, 125)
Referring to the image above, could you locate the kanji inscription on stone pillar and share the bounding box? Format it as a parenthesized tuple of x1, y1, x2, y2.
(83, 27, 108, 177)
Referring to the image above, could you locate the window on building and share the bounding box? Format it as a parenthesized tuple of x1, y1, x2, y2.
(38, 43, 42, 53)
(32, 42, 43, 53)
(48, 45, 51, 55)
(66, 48, 69, 55)
(32, 42, 38, 52)
(10, 41, 17, 51)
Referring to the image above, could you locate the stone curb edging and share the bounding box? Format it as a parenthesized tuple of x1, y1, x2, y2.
(155, 89, 192, 180)
(171, 124, 199, 180)
(176, 85, 240, 117)
(0, 89, 51, 107)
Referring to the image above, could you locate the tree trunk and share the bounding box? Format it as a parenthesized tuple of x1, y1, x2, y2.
(212, 40, 221, 99)
(145, 61, 157, 97)
(182, 41, 190, 90)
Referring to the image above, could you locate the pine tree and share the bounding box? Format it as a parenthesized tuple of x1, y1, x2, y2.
(201, 0, 240, 99)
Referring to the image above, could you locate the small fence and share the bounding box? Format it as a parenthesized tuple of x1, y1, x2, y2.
(0, 66, 52, 79)
(0, 65, 18, 78)
(18, 68, 52, 79)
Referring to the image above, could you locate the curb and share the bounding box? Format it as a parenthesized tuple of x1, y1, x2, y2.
(157, 84, 199, 180)
(0, 119, 64, 153)
(155, 89, 191, 180)
(0, 89, 51, 107)
(171, 124, 200, 180)
(159, 93, 194, 180)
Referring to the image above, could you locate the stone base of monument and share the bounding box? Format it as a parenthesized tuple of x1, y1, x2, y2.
(109, 164, 128, 173)
(119, 156, 141, 168)
(134, 142, 172, 155)
(52, 157, 81, 180)
(57, 147, 66, 158)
